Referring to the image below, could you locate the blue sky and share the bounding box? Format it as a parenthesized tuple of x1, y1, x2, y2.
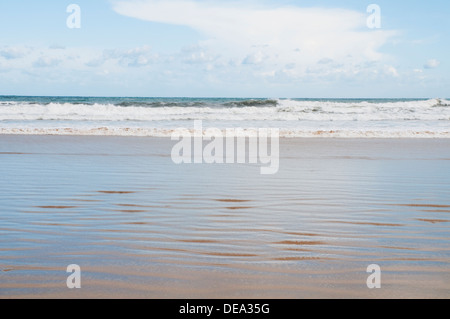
(0, 0, 448, 98)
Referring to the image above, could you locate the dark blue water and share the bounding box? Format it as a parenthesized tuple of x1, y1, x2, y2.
(0, 95, 436, 107)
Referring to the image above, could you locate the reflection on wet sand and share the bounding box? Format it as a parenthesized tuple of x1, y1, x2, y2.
(98, 191, 136, 194)
(328, 221, 404, 227)
(416, 219, 449, 224)
(0, 136, 449, 298)
(36, 206, 78, 209)
(393, 204, 450, 208)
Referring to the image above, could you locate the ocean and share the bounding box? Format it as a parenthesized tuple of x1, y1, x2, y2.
(1, 96, 449, 137)
(1, 97, 449, 297)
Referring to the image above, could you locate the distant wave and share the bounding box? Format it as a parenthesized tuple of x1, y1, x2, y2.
(115, 101, 208, 108)
(1, 97, 449, 137)
(0, 99, 449, 122)
(223, 99, 279, 107)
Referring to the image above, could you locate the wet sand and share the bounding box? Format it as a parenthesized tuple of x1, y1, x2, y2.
(0, 135, 449, 298)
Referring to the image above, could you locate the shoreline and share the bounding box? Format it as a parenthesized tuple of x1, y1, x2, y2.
(1, 131, 450, 138)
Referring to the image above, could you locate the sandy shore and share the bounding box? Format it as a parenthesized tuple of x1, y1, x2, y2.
(0, 135, 449, 298)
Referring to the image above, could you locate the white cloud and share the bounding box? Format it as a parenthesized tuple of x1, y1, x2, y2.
(385, 65, 399, 77)
(115, 46, 157, 67)
(0, 44, 161, 73)
(242, 51, 265, 65)
(0, 47, 27, 60)
(182, 49, 215, 64)
(49, 44, 66, 50)
(33, 57, 61, 68)
(112, 0, 398, 79)
(424, 59, 440, 69)
(317, 58, 334, 65)
(85, 46, 158, 68)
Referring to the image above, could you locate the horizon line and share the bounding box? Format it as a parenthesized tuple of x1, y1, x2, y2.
(0, 95, 446, 100)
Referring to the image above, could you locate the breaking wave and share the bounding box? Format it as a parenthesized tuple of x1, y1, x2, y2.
(0, 97, 449, 137)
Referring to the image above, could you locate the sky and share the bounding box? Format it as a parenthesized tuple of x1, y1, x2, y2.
(0, 0, 448, 98)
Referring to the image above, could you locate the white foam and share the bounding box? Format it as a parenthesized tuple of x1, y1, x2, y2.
(0, 127, 448, 138)
(0, 99, 449, 137)
(0, 99, 448, 122)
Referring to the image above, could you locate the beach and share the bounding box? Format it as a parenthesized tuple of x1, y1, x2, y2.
(1, 135, 449, 298)
(2, 0, 450, 304)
